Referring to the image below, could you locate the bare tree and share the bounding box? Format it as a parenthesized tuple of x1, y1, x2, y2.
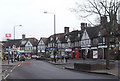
(72, 0, 120, 25)
(71, 0, 120, 69)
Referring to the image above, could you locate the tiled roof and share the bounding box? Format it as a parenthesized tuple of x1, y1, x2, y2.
(3, 39, 22, 48)
(38, 37, 48, 45)
(3, 37, 38, 48)
(42, 38, 48, 44)
(46, 33, 65, 43)
(86, 26, 100, 39)
(65, 30, 81, 42)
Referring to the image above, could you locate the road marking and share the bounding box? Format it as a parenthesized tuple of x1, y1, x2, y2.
(4, 73, 9, 79)
(10, 65, 16, 72)
(17, 63, 22, 67)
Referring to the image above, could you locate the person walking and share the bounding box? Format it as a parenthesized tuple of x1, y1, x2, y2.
(11, 56, 13, 63)
(65, 54, 68, 62)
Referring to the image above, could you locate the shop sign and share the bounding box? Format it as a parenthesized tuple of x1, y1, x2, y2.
(93, 51, 98, 59)
(98, 45, 107, 48)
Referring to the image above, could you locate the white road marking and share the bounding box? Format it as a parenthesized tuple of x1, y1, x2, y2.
(4, 73, 9, 79)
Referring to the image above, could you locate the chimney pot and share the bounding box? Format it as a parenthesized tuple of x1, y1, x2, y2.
(81, 23, 87, 30)
(22, 34, 25, 40)
(64, 27, 69, 34)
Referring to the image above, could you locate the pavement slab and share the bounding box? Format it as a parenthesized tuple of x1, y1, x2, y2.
(47, 59, 119, 77)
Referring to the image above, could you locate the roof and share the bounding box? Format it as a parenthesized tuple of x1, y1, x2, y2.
(39, 37, 48, 45)
(65, 30, 82, 42)
(3, 39, 22, 48)
(3, 37, 38, 48)
(41, 37, 48, 43)
(21, 38, 38, 47)
(86, 26, 100, 39)
(46, 33, 65, 44)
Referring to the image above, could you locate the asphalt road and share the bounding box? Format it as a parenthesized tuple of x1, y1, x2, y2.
(7, 59, 118, 79)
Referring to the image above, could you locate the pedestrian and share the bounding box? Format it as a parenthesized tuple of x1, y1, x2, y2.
(54, 51, 56, 63)
(114, 51, 117, 61)
(17, 54, 20, 61)
(83, 52, 86, 60)
(72, 53, 74, 59)
(11, 56, 13, 63)
(50, 55, 54, 62)
(65, 54, 68, 62)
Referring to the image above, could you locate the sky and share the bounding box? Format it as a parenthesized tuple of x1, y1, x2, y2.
(0, 0, 88, 41)
(1, 0, 117, 41)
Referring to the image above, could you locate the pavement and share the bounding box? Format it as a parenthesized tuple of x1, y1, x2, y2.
(48, 58, 120, 77)
(1, 60, 22, 80)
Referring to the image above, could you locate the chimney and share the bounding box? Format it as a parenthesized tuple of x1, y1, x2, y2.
(22, 34, 25, 40)
(81, 23, 87, 30)
(64, 27, 69, 34)
(101, 16, 107, 25)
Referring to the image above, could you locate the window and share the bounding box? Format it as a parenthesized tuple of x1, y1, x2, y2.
(51, 37, 53, 41)
(78, 34, 80, 38)
(56, 37, 58, 40)
(65, 36, 67, 40)
(103, 37, 105, 43)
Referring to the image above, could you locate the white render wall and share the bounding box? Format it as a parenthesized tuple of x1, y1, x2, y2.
(0, 60, 1, 81)
(118, 7, 120, 24)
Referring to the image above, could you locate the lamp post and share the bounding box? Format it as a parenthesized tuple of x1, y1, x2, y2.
(44, 11, 56, 63)
(13, 25, 22, 62)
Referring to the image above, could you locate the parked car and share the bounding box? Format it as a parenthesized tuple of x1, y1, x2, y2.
(36, 55, 41, 59)
(31, 55, 37, 59)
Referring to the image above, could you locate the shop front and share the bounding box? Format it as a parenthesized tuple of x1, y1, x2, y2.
(98, 45, 107, 59)
(65, 48, 72, 59)
(58, 48, 64, 58)
(81, 47, 91, 59)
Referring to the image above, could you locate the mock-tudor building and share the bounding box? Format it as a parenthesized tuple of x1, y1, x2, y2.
(37, 37, 48, 54)
(3, 34, 38, 58)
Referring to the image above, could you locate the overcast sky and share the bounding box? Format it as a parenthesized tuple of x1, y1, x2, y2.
(0, 0, 97, 41)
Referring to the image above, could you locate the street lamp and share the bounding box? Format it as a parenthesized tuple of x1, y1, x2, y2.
(13, 25, 22, 62)
(44, 12, 56, 42)
(14, 25, 22, 40)
(44, 11, 56, 63)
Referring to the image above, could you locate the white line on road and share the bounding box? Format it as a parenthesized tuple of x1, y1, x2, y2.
(10, 65, 16, 72)
(4, 73, 9, 79)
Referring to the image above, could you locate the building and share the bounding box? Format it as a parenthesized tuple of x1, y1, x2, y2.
(118, 7, 120, 24)
(37, 37, 48, 55)
(3, 34, 38, 59)
(0, 43, 3, 59)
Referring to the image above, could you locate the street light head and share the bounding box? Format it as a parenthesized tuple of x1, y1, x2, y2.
(19, 25, 22, 26)
(44, 12, 47, 13)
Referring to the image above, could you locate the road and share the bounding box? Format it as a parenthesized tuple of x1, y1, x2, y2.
(6, 59, 118, 79)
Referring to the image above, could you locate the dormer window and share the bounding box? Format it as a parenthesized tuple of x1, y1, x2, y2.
(51, 37, 53, 41)
(56, 37, 58, 40)
(98, 32, 101, 37)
